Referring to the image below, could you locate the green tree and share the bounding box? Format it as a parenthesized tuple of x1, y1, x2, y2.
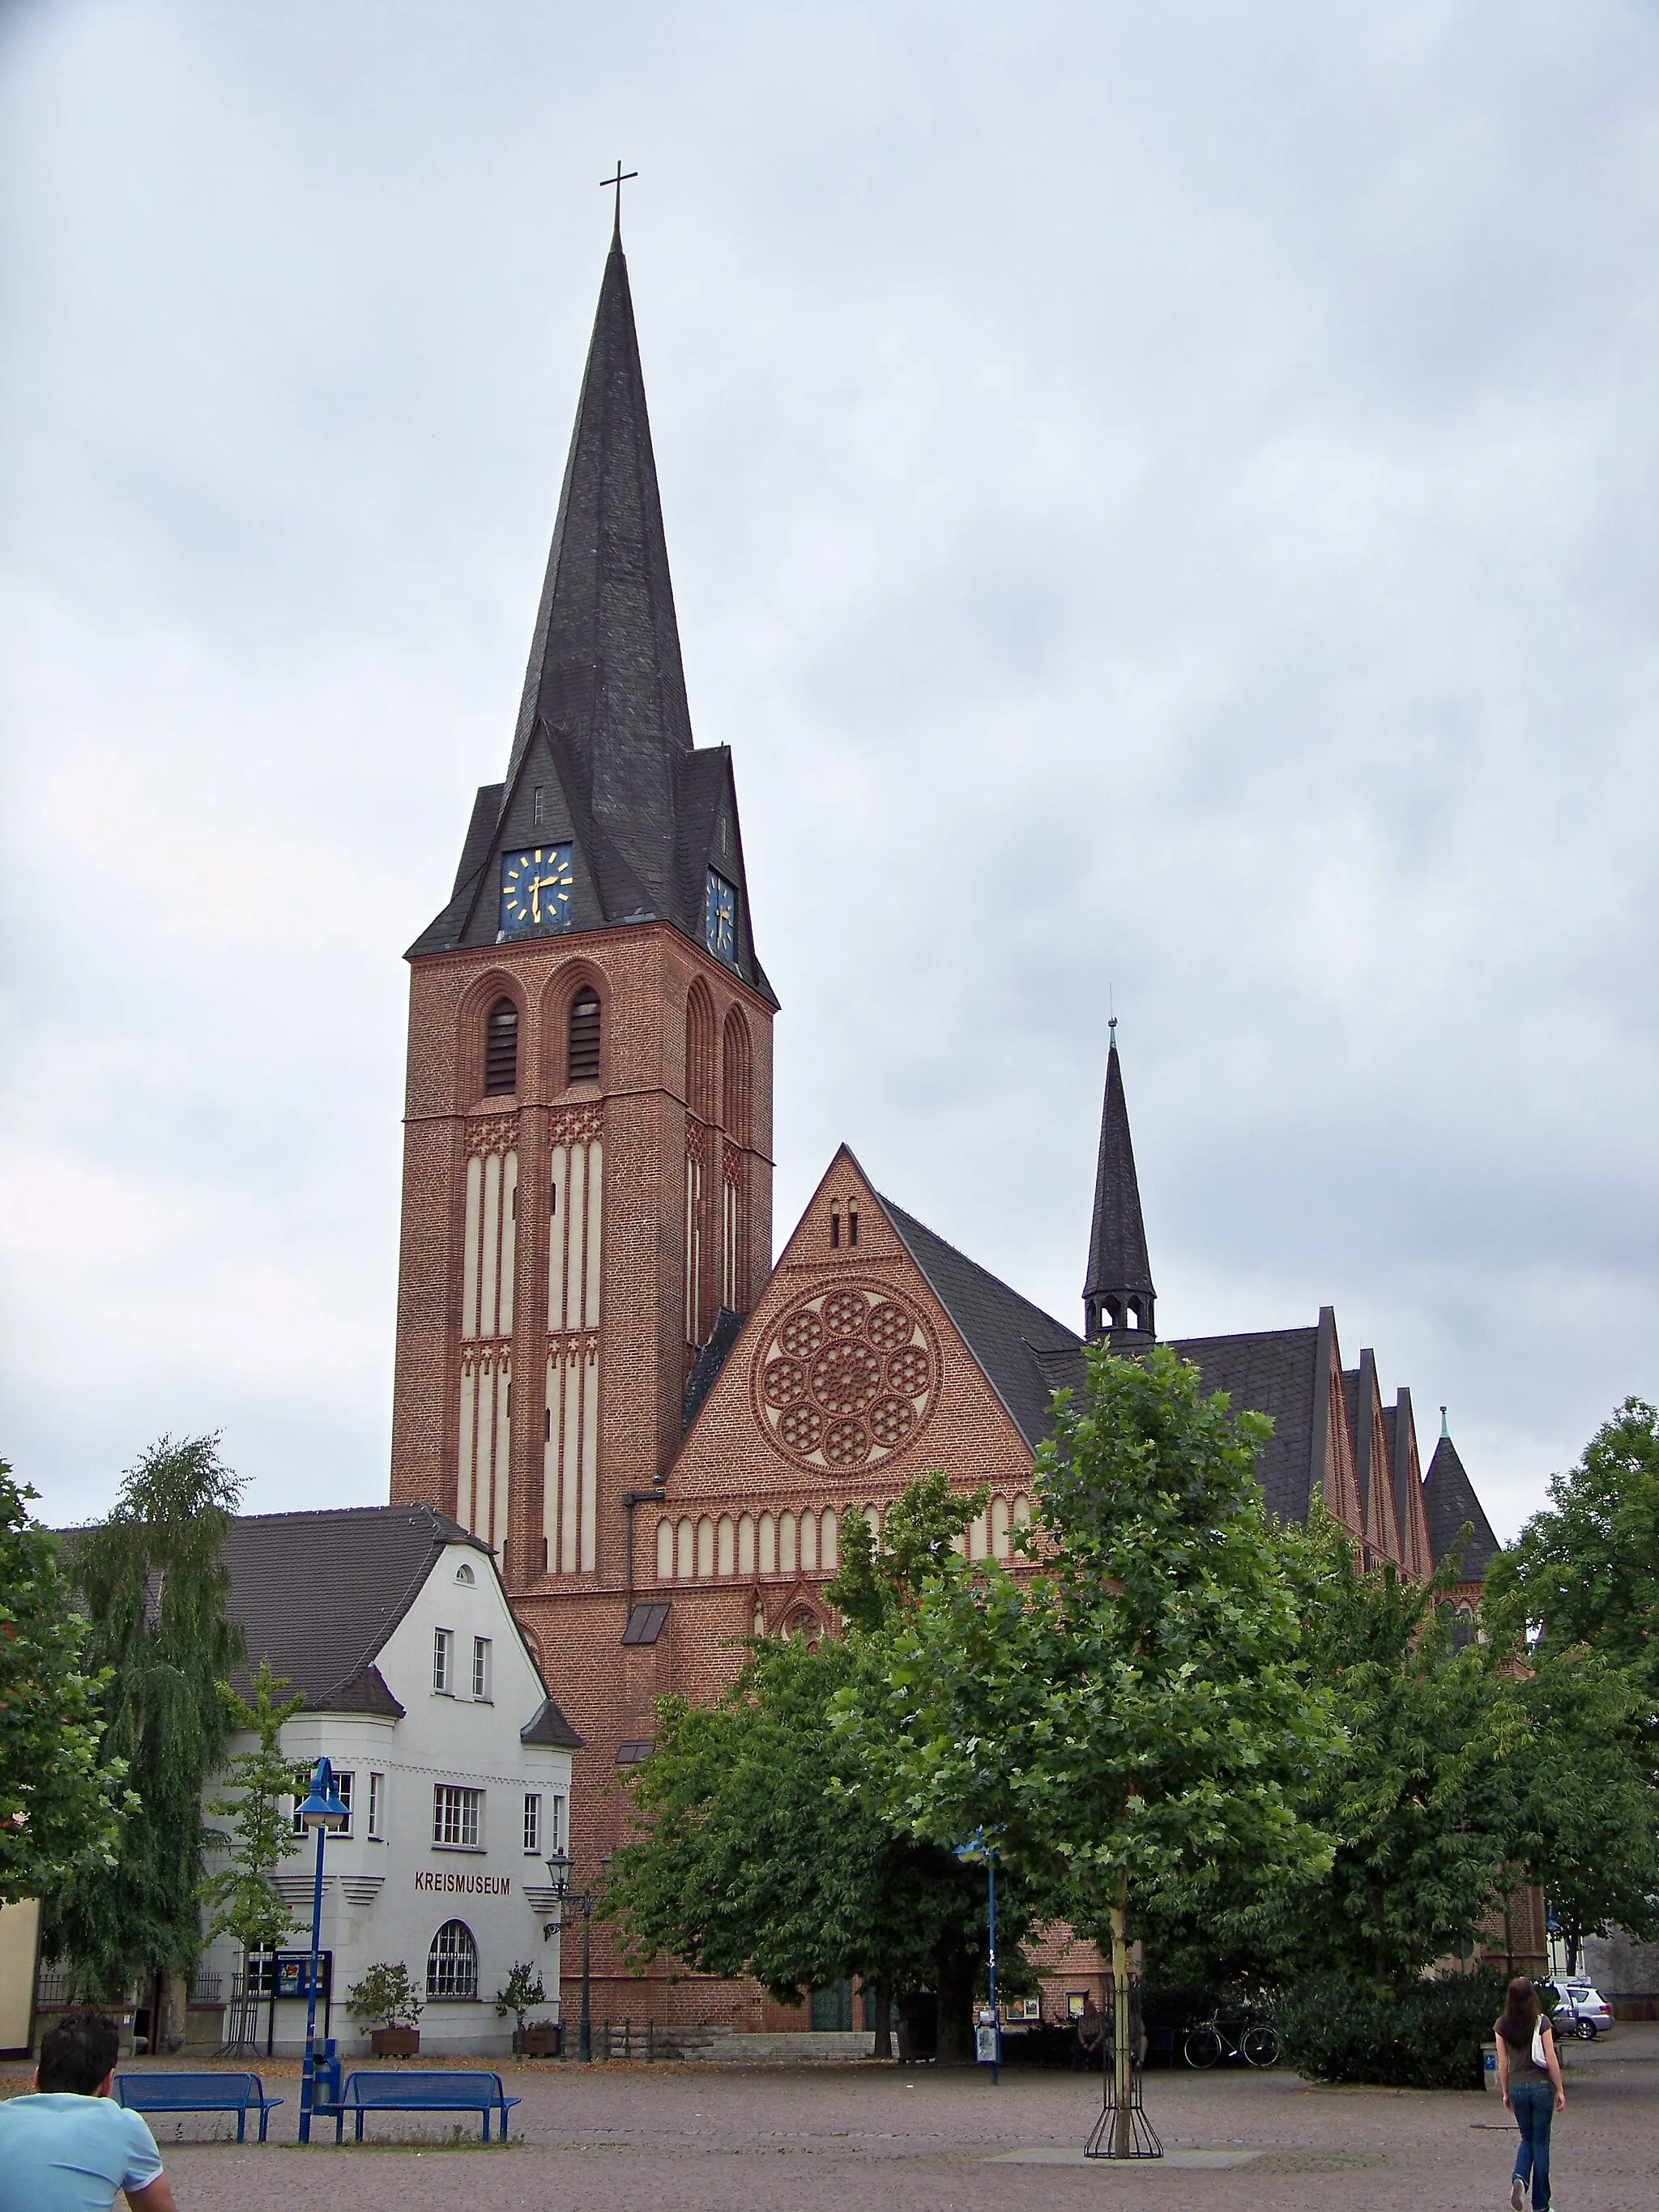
(1510, 1645, 1659, 1973)
(0, 1460, 134, 1903)
(1265, 1507, 1532, 1988)
(604, 1478, 1040, 2061)
(46, 1435, 245, 2007)
(1486, 1398, 1659, 1688)
(199, 1659, 303, 2035)
(834, 1345, 1342, 2148)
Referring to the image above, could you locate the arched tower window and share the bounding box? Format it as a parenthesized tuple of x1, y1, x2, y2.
(426, 1919, 478, 2000)
(483, 997, 518, 1096)
(567, 987, 600, 1084)
(722, 1008, 751, 1143)
(685, 982, 716, 1123)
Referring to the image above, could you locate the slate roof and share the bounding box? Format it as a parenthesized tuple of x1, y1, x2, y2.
(1422, 1429, 1501, 1582)
(682, 1305, 747, 1430)
(1084, 1034, 1155, 1311)
(408, 236, 774, 1004)
(1169, 1327, 1324, 1526)
(877, 1196, 1086, 1453)
(218, 1503, 581, 1744)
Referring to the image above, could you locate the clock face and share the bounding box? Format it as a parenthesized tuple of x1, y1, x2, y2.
(500, 844, 574, 934)
(705, 869, 737, 963)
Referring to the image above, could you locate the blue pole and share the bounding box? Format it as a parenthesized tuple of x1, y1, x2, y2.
(987, 1849, 1000, 2085)
(298, 1811, 326, 2142)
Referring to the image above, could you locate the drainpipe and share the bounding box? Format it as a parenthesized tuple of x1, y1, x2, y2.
(621, 1490, 665, 1613)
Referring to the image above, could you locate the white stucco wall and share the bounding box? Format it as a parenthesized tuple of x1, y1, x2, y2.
(200, 1538, 572, 2056)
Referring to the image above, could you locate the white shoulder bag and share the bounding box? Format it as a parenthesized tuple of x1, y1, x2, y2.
(1531, 2015, 1548, 2068)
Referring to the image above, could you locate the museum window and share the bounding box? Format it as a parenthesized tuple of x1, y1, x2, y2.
(522, 1792, 541, 1855)
(568, 987, 601, 1082)
(433, 1784, 484, 1849)
(426, 1920, 479, 2002)
(367, 1772, 386, 1842)
(484, 996, 519, 1096)
(433, 1628, 454, 1693)
(471, 1636, 493, 1701)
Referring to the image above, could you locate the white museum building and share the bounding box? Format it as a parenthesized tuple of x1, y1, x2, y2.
(198, 1502, 580, 2056)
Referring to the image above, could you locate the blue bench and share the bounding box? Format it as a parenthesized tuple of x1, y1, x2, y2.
(114, 2071, 284, 2142)
(334, 2069, 520, 2142)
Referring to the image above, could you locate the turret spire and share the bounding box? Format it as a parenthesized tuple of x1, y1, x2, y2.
(1083, 1022, 1156, 1343)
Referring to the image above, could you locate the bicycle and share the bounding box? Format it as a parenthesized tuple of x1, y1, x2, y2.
(1183, 2014, 1277, 2068)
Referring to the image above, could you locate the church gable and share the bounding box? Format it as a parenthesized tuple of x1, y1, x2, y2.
(664, 1145, 1041, 1519)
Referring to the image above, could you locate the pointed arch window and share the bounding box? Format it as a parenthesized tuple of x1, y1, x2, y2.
(568, 988, 601, 1084)
(484, 998, 518, 1096)
(722, 1008, 751, 1144)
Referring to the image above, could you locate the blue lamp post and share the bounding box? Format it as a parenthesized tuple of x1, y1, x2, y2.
(294, 1756, 349, 2143)
(954, 1829, 1000, 2083)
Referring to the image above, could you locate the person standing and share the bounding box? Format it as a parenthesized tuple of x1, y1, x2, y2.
(1495, 1977, 1565, 2212)
(0, 2010, 177, 2212)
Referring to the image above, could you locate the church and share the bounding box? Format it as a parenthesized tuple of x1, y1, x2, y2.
(386, 213, 1503, 2029)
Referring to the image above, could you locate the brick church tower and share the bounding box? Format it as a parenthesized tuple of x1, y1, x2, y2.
(389, 219, 777, 1866)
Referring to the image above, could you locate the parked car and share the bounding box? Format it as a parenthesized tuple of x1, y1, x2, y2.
(1540, 1980, 1614, 2040)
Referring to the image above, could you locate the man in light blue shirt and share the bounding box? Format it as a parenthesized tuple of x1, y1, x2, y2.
(0, 2010, 176, 2211)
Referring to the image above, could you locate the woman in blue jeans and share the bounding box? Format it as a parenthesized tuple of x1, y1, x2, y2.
(1495, 1977, 1566, 2210)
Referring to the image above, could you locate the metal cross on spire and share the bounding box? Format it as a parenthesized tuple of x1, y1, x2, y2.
(601, 160, 638, 243)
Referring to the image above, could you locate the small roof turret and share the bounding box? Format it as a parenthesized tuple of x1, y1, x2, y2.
(1083, 1020, 1156, 1344)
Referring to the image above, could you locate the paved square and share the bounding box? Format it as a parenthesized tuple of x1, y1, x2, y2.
(5, 2027, 1653, 2210)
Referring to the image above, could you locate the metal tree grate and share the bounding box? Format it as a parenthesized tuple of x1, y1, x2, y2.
(1083, 1974, 1164, 2161)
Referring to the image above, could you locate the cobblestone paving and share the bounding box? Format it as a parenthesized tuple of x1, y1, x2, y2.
(5, 2026, 1654, 2210)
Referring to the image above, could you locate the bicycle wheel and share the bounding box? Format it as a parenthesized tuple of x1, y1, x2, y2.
(1184, 2026, 1223, 2069)
(1242, 2025, 1277, 2068)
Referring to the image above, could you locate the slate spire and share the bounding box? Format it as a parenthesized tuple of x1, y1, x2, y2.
(1083, 1020, 1157, 1343)
(506, 228, 693, 890)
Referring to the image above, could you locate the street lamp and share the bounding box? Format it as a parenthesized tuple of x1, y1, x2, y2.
(542, 1850, 599, 2063)
(294, 1756, 349, 2144)
(954, 1829, 1000, 2084)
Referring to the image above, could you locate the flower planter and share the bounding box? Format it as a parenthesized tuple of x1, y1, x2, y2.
(517, 2022, 563, 2058)
(370, 2027, 420, 2058)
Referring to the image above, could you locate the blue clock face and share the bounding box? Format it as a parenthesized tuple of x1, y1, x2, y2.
(705, 869, 736, 963)
(501, 845, 574, 934)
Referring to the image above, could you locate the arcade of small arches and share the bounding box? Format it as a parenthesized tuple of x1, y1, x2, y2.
(653, 1490, 1034, 1584)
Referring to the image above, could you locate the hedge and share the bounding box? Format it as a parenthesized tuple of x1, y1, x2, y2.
(1277, 1971, 1508, 2089)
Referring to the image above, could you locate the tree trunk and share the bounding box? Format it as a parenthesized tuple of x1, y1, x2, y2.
(1110, 1872, 1131, 2159)
(871, 1981, 893, 2061)
(157, 1971, 188, 2054)
(934, 1951, 975, 2065)
(1564, 1928, 1580, 1975)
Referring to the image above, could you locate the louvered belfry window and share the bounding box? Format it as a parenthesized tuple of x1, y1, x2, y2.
(568, 987, 601, 1083)
(484, 996, 518, 1095)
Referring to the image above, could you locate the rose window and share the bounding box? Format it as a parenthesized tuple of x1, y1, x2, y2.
(778, 1309, 824, 1361)
(869, 1396, 915, 1448)
(753, 1283, 940, 1473)
(885, 1344, 932, 1399)
(867, 1302, 913, 1350)
(778, 1403, 824, 1455)
(822, 1289, 868, 1336)
(810, 1341, 882, 1417)
(824, 1419, 869, 1467)
(763, 1357, 807, 1409)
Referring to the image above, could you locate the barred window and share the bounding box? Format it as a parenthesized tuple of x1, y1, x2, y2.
(568, 987, 600, 1082)
(484, 996, 519, 1095)
(426, 1920, 478, 2001)
(432, 1784, 483, 1848)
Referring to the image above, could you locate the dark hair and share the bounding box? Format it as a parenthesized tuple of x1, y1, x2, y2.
(1499, 1977, 1542, 2051)
(38, 2009, 121, 2095)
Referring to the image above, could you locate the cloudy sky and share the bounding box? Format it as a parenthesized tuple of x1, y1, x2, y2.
(3, 1, 1657, 1536)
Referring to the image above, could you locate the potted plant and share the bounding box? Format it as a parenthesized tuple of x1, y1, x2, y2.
(495, 1961, 559, 2056)
(346, 1962, 424, 2057)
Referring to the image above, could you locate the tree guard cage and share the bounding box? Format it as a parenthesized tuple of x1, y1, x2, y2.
(1084, 1972, 1162, 2160)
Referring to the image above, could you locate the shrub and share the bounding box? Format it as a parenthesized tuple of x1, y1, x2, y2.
(344, 1961, 423, 2031)
(1277, 1972, 1508, 2089)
